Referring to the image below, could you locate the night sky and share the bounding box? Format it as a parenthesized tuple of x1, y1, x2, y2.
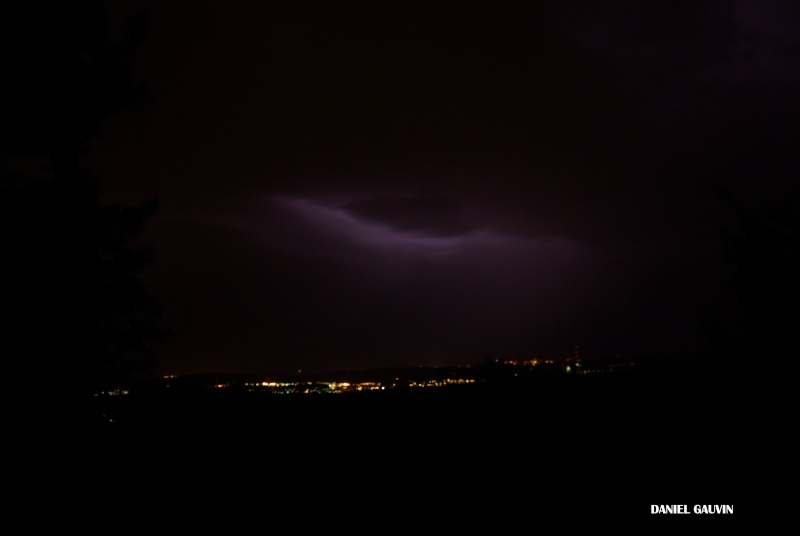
(83, 0, 799, 377)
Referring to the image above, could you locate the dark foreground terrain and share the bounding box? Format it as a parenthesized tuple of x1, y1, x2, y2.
(22, 365, 743, 528)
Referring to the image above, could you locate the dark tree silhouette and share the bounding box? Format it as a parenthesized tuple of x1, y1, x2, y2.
(713, 186, 800, 370)
(1, 1, 166, 414)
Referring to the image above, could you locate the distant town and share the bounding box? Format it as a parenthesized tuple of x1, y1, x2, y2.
(84, 348, 735, 431)
(93, 351, 651, 398)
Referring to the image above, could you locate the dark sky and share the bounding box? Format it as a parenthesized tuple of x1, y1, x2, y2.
(84, 0, 800, 376)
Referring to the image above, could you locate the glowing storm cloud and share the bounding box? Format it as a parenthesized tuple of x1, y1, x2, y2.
(278, 196, 475, 256)
(271, 195, 591, 269)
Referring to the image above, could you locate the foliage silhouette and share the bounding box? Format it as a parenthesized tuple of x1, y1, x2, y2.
(713, 184, 800, 369)
(1, 1, 166, 409)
